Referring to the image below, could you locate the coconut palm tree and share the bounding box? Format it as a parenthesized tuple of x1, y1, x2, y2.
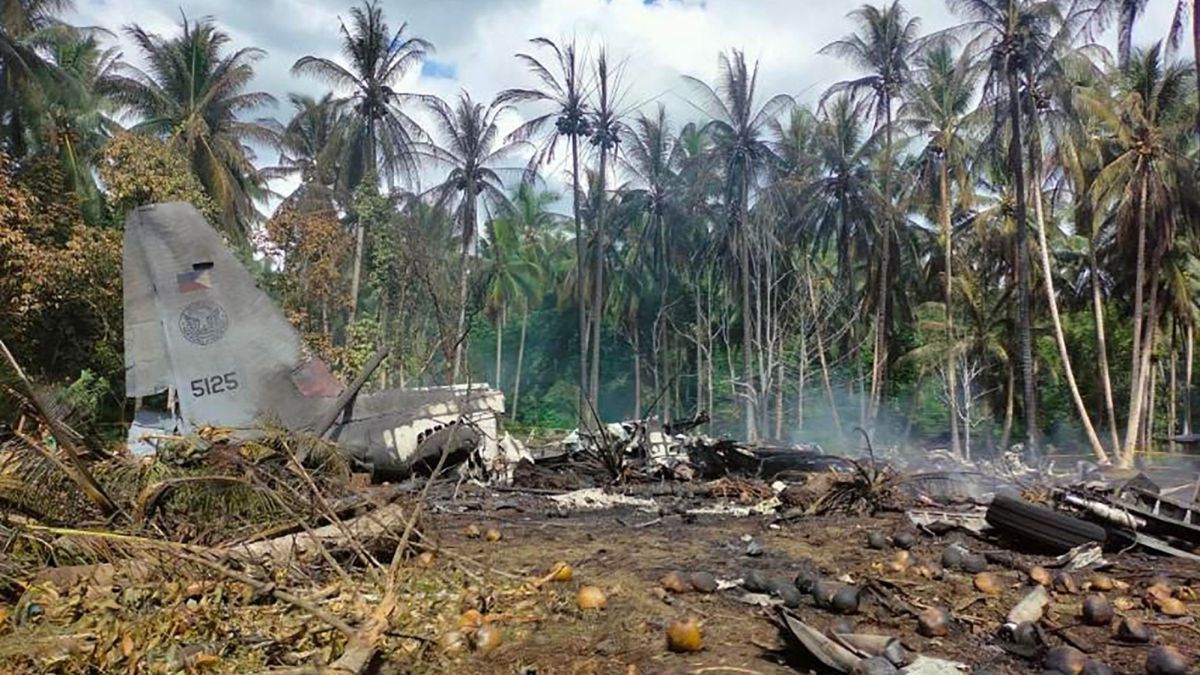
(291, 0, 432, 320)
(417, 92, 521, 383)
(103, 15, 278, 240)
(1088, 43, 1195, 464)
(684, 49, 793, 441)
(902, 40, 980, 457)
(821, 1, 923, 424)
(946, 0, 1065, 451)
(497, 37, 591, 419)
(0, 0, 73, 156)
(270, 92, 346, 212)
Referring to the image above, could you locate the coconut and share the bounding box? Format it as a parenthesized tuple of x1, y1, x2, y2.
(961, 554, 988, 574)
(743, 569, 769, 593)
(660, 571, 691, 594)
(472, 624, 502, 655)
(665, 617, 703, 653)
(974, 572, 1002, 595)
(1081, 595, 1114, 626)
(549, 562, 573, 582)
(578, 586, 607, 610)
(1044, 645, 1086, 675)
(867, 531, 888, 550)
(690, 571, 718, 594)
(1146, 646, 1191, 675)
(892, 532, 916, 550)
(772, 580, 803, 609)
(917, 607, 949, 637)
(464, 524, 481, 539)
(887, 551, 912, 574)
(1053, 572, 1079, 594)
(832, 586, 860, 614)
(1116, 617, 1152, 643)
(1010, 621, 1039, 647)
(941, 546, 965, 570)
(484, 528, 502, 543)
(792, 559, 821, 593)
(1029, 566, 1053, 587)
(811, 579, 840, 609)
(1156, 597, 1188, 616)
(1087, 573, 1115, 591)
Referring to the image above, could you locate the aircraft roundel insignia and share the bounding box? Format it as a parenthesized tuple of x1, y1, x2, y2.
(179, 300, 229, 346)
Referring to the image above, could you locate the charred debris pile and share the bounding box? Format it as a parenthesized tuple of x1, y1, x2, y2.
(4, 342, 1200, 673)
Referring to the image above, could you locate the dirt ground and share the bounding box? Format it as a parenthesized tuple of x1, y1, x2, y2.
(414, 484, 1200, 675)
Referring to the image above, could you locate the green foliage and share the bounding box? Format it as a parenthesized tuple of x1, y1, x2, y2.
(99, 133, 217, 224)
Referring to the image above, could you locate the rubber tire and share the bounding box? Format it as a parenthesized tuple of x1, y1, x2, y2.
(985, 494, 1107, 553)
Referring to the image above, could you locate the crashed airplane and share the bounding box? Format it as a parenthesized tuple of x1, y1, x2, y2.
(123, 201, 509, 478)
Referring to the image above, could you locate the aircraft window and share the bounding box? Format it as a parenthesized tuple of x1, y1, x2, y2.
(192, 261, 214, 270)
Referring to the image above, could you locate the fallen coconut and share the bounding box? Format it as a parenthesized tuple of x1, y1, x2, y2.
(1044, 645, 1086, 675)
(743, 569, 769, 593)
(549, 562, 573, 582)
(772, 580, 803, 609)
(464, 524, 482, 539)
(832, 586, 860, 614)
(1116, 617, 1152, 643)
(1053, 572, 1079, 594)
(1010, 621, 1040, 647)
(665, 617, 703, 653)
(974, 572, 1002, 595)
(578, 586, 607, 610)
(962, 554, 988, 574)
(867, 531, 888, 550)
(690, 571, 718, 594)
(941, 546, 965, 570)
(917, 607, 949, 637)
(793, 562, 820, 593)
(887, 550, 912, 574)
(1146, 646, 1191, 675)
(472, 624, 502, 655)
(1156, 597, 1188, 616)
(484, 528, 502, 543)
(1087, 573, 1115, 591)
(1029, 566, 1053, 587)
(892, 532, 916, 550)
(1081, 595, 1114, 626)
(812, 579, 840, 609)
(660, 571, 691, 594)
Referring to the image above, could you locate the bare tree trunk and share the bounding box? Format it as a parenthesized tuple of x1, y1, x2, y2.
(1090, 236, 1121, 453)
(348, 223, 365, 328)
(1123, 177, 1151, 457)
(1186, 321, 1194, 436)
(805, 268, 842, 435)
(1169, 321, 1177, 452)
(589, 143, 608, 419)
(571, 136, 587, 423)
(739, 177, 756, 441)
(774, 361, 785, 439)
(940, 158, 961, 458)
(797, 328, 807, 431)
(633, 329, 642, 418)
(451, 182, 477, 384)
(1029, 133, 1109, 463)
(512, 308, 528, 421)
(1007, 66, 1038, 452)
(494, 306, 504, 389)
(1000, 360, 1015, 452)
(869, 97, 894, 426)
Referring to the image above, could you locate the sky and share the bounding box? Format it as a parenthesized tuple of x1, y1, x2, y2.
(68, 0, 1191, 201)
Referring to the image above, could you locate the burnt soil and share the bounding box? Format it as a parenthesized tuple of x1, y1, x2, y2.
(418, 484, 1200, 675)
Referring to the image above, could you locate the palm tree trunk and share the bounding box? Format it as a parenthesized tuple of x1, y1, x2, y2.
(589, 144, 607, 417)
(797, 327, 807, 431)
(940, 157, 961, 458)
(1028, 119, 1109, 463)
(451, 182, 476, 383)
(571, 135, 588, 422)
(1123, 258, 1161, 466)
(740, 176, 756, 441)
(1169, 321, 1177, 451)
(1007, 66, 1038, 451)
(512, 308, 528, 421)
(348, 223, 365, 328)
(494, 306, 503, 388)
(805, 267, 842, 435)
(1090, 234, 1121, 453)
(1186, 321, 1194, 435)
(1194, 0, 1199, 137)
(1124, 176, 1150, 456)
(869, 99, 893, 426)
(1000, 359, 1015, 452)
(633, 328, 642, 418)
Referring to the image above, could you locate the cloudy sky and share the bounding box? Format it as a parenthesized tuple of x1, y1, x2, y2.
(69, 0, 1189, 198)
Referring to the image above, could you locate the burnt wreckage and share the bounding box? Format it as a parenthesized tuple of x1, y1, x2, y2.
(123, 202, 505, 477)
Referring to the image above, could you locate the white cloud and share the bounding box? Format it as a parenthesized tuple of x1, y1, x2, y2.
(70, 0, 1190, 206)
